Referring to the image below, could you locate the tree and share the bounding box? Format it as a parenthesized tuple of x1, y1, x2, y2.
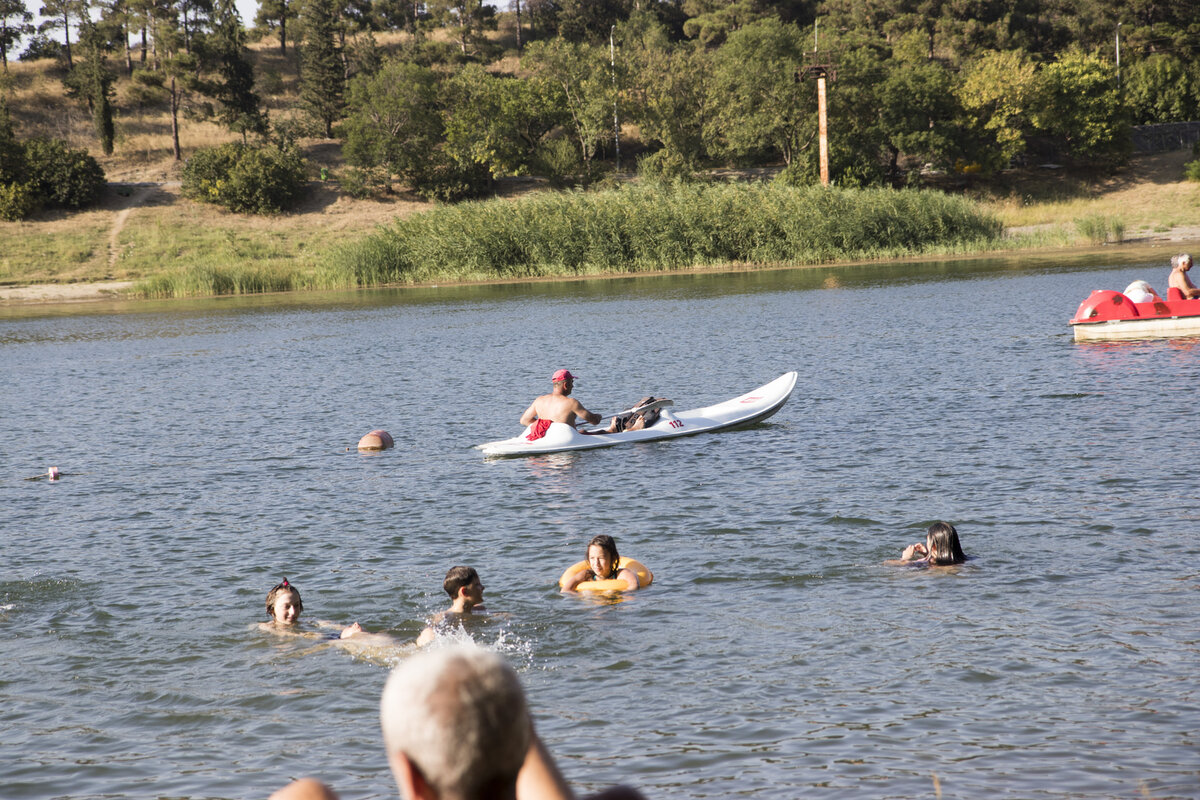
(39, 0, 83, 66)
(876, 34, 961, 182)
(0, 92, 25, 181)
(425, 0, 495, 55)
(124, 0, 155, 66)
(207, 0, 267, 139)
(343, 59, 492, 200)
(1032, 49, 1130, 163)
(620, 11, 708, 171)
(300, 0, 344, 137)
(65, 19, 117, 154)
(154, 13, 200, 160)
(176, 0, 213, 52)
(702, 17, 810, 166)
(1124, 54, 1199, 124)
(1, 0, 35, 70)
(681, 0, 768, 46)
(255, 0, 295, 54)
(343, 59, 443, 188)
(522, 38, 615, 174)
(441, 63, 567, 181)
(554, 0, 628, 43)
(374, 0, 421, 33)
(957, 48, 1039, 171)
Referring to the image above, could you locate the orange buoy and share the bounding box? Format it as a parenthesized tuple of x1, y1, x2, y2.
(357, 430, 394, 451)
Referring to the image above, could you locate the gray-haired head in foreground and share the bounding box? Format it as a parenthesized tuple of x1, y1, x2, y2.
(381, 645, 531, 800)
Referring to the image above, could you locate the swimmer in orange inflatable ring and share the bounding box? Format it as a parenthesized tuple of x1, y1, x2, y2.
(560, 535, 652, 592)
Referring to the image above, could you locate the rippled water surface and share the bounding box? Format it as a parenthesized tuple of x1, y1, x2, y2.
(3, 252, 1199, 799)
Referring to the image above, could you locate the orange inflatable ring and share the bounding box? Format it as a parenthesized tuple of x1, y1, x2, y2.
(559, 557, 653, 592)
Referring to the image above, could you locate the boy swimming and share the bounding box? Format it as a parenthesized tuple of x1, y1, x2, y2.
(417, 566, 487, 646)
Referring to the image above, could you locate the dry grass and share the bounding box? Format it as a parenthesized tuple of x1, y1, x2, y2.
(0, 181, 429, 287)
(977, 150, 1200, 240)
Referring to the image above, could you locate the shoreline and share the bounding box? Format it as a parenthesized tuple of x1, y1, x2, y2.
(4, 232, 1200, 307)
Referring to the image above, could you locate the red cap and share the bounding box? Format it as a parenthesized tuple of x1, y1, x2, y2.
(552, 369, 575, 382)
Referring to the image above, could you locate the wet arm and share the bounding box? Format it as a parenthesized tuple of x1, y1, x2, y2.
(617, 568, 640, 591)
(561, 565, 592, 591)
(573, 400, 601, 426)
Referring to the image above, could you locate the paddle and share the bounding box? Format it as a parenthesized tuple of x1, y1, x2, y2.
(610, 397, 673, 419)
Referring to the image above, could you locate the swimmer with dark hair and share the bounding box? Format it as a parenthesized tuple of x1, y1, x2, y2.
(889, 522, 968, 566)
(417, 566, 487, 647)
(560, 535, 641, 591)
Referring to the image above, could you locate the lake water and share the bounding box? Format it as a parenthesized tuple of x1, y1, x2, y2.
(3, 249, 1199, 799)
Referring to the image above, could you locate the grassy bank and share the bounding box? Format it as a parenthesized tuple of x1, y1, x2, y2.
(306, 182, 1002, 291)
(5, 152, 1200, 301)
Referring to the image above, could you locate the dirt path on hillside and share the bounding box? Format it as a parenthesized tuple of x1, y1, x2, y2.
(108, 183, 162, 268)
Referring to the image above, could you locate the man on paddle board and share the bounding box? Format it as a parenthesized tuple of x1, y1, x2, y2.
(520, 369, 601, 440)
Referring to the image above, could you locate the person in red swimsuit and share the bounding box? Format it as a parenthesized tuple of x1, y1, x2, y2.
(519, 369, 601, 440)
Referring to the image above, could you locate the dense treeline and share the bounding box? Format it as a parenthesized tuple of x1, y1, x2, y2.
(2, 0, 1200, 208)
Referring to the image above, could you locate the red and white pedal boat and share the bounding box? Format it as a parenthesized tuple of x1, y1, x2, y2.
(1069, 287, 1200, 341)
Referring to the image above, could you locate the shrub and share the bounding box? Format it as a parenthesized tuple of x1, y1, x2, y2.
(125, 70, 170, 108)
(533, 137, 580, 187)
(338, 165, 387, 199)
(0, 135, 24, 185)
(259, 69, 285, 95)
(413, 157, 491, 203)
(19, 34, 62, 62)
(22, 138, 106, 210)
(182, 142, 308, 214)
(637, 149, 697, 183)
(182, 144, 239, 202)
(1185, 159, 1200, 182)
(0, 182, 36, 220)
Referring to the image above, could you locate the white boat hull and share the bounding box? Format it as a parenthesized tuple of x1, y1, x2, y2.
(1072, 316, 1200, 341)
(477, 372, 798, 457)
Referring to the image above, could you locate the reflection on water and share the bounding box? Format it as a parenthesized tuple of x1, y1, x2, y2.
(2, 250, 1199, 799)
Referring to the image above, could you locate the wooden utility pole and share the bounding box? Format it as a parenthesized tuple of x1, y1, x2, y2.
(801, 64, 834, 186)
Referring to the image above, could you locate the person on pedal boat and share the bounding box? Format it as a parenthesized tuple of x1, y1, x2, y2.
(1168, 254, 1200, 299)
(520, 369, 601, 441)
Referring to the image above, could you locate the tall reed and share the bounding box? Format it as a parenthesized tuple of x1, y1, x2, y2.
(321, 182, 1003, 288)
(1073, 214, 1125, 245)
